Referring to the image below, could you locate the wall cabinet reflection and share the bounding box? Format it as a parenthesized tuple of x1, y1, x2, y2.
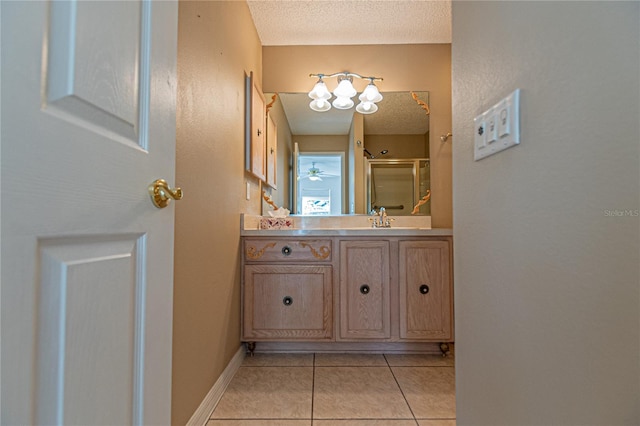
(245, 72, 266, 181)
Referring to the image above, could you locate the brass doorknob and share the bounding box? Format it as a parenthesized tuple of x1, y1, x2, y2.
(148, 179, 183, 208)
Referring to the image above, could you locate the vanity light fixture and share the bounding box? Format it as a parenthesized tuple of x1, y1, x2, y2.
(308, 72, 383, 114)
(308, 76, 332, 112)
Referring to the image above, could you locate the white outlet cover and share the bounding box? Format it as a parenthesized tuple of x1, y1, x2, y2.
(474, 89, 520, 161)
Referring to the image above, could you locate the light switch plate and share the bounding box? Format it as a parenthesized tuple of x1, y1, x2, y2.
(497, 100, 510, 137)
(474, 89, 520, 161)
(486, 113, 498, 144)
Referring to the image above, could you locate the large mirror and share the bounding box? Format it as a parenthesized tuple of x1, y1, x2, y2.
(266, 91, 430, 215)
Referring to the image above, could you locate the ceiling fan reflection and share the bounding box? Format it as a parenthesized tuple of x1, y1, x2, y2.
(299, 162, 339, 181)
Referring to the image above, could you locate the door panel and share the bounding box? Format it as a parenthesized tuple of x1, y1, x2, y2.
(37, 236, 145, 425)
(46, 0, 147, 145)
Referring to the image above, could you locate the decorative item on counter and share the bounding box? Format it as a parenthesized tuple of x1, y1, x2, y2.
(259, 194, 293, 229)
(268, 207, 290, 217)
(411, 190, 431, 215)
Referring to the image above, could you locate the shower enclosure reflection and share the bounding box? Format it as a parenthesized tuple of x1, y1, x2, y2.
(367, 158, 430, 216)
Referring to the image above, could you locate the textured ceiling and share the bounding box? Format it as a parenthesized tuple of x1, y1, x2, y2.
(247, 1, 452, 46)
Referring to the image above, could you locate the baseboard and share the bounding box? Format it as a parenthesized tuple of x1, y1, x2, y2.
(186, 345, 246, 426)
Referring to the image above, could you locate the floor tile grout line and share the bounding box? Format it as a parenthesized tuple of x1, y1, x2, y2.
(241, 364, 314, 368)
(387, 358, 419, 422)
(385, 353, 419, 425)
(383, 355, 421, 426)
(208, 417, 312, 420)
(311, 352, 316, 426)
(415, 417, 457, 420)
(312, 417, 418, 420)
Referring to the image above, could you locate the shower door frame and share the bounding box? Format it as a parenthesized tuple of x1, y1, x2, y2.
(365, 158, 430, 215)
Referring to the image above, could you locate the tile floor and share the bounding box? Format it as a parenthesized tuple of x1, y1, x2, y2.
(207, 352, 455, 426)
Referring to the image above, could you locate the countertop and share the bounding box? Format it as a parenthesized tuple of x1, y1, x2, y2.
(240, 214, 452, 237)
(241, 228, 453, 237)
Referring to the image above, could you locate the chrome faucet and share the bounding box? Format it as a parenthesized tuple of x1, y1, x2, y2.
(369, 207, 393, 228)
(379, 207, 388, 226)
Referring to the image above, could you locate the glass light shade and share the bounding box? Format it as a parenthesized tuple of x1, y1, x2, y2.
(359, 83, 383, 103)
(332, 96, 354, 110)
(308, 176, 322, 181)
(356, 101, 378, 114)
(309, 98, 332, 112)
(308, 80, 331, 100)
(333, 78, 357, 98)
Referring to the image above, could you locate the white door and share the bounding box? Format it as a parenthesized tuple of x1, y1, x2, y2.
(1, 1, 178, 425)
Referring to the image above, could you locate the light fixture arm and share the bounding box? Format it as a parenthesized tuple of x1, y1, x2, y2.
(309, 72, 383, 83)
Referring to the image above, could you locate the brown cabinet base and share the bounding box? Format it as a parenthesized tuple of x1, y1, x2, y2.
(241, 236, 453, 351)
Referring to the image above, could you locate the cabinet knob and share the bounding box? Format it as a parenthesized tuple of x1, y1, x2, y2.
(360, 284, 370, 295)
(282, 296, 293, 306)
(281, 246, 292, 256)
(419, 284, 430, 294)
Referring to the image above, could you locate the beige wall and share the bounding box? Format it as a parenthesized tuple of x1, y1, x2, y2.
(452, 2, 639, 424)
(263, 44, 452, 227)
(295, 134, 349, 153)
(173, 1, 262, 424)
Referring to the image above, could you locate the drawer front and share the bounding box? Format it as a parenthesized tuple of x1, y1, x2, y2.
(243, 264, 333, 340)
(243, 239, 332, 262)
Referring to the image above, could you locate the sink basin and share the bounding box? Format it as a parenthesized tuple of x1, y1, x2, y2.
(373, 227, 431, 230)
(294, 226, 431, 231)
(241, 214, 433, 232)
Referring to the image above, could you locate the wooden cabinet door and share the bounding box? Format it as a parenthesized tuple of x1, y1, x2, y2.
(399, 240, 452, 340)
(339, 241, 390, 339)
(249, 74, 266, 180)
(265, 112, 277, 188)
(243, 264, 332, 340)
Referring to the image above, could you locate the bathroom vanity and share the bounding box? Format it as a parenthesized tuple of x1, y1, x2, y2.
(240, 215, 454, 355)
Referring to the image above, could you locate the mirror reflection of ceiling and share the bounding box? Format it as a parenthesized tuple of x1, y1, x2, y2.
(277, 92, 430, 136)
(247, 1, 452, 46)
